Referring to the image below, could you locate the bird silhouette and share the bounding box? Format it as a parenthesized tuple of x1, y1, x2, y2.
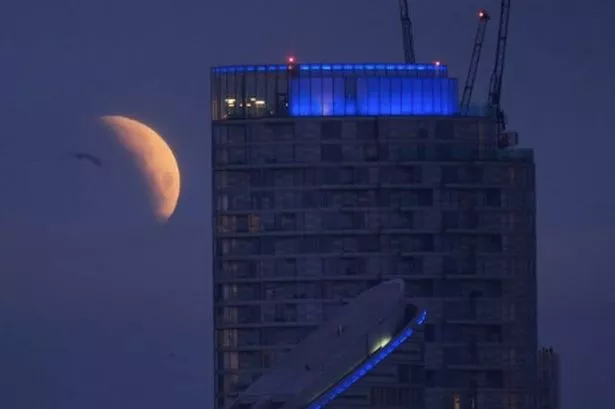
(69, 152, 102, 167)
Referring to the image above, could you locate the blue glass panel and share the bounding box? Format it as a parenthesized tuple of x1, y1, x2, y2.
(322, 77, 334, 115)
(332, 78, 345, 115)
(422, 78, 434, 114)
(379, 78, 391, 114)
(390, 78, 402, 115)
(289, 76, 458, 116)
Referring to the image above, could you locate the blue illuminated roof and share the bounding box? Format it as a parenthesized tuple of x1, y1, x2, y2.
(307, 309, 429, 409)
(211, 62, 460, 117)
(212, 62, 448, 74)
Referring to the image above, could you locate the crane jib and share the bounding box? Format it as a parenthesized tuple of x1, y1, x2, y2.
(398, 0, 416, 64)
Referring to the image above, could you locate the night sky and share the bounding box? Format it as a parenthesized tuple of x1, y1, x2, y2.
(1, 0, 614, 408)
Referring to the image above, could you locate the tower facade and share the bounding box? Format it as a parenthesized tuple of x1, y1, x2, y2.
(211, 61, 537, 409)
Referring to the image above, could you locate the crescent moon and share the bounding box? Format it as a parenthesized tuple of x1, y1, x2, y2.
(100, 115, 180, 222)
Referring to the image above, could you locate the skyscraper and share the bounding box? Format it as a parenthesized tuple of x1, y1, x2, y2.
(537, 347, 560, 409)
(211, 61, 537, 409)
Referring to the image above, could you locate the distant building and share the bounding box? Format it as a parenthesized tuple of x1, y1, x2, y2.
(537, 347, 560, 409)
(211, 61, 537, 409)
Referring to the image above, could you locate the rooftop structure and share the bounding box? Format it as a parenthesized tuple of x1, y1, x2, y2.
(226, 280, 428, 409)
(210, 61, 488, 120)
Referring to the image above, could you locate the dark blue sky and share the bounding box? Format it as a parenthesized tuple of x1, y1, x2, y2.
(1, 0, 614, 408)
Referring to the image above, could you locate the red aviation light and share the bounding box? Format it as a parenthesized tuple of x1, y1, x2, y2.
(287, 56, 296, 70)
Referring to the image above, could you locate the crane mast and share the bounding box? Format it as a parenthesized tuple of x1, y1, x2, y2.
(399, 0, 416, 63)
(460, 9, 490, 115)
(487, 0, 511, 133)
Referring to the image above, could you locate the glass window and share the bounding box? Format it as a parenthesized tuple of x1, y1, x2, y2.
(363, 143, 379, 161)
(295, 143, 321, 162)
(442, 211, 459, 229)
(398, 143, 420, 161)
(486, 370, 503, 388)
(416, 189, 433, 206)
(323, 258, 340, 276)
(238, 351, 261, 370)
(303, 168, 319, 186)
(217, 306, 260, 324)
(275, 213, 296, 230)
(274, 238, 297, 255)
(386, 211, 414, 229)
(274, 259, 296, 277)
(484, 281, 502, 297)
(423, 324, 435, 342)
(273, 304, 297, 322)
(221, 261, 253, 279)
(342, 143, 363, 161)
(436, 144, 452, 160)
(322, 120, 342, 140)
(297, 257, 322, 277)
(436, 279, 462, 297)
(301, 191, 319, 208)
(358, 235, 380, 252)
(485, 188, 502, 207)
(397, 364, 410, 383)
(274, 143, 294, 163)
(275, 191, 296, 209)
(299, 237, 321, 253)
(410, 365, 425, 384)
(321, 143, 343, 161)
(481, 234, 502, 253)
(357, 120, 376, 140)
(217, 352, 239, 371)
(441, 166, 458, 183)
(217, 284, 259, 301)
(228, 147, 246, 164)
(259, 238, 275, 255)
(273, 169, 295, 187)
(229, 192, 250, 211)
(214, 124, 228, 145)
(251, 191, 274, 210)
(251, 144, 276, 164)
(435, 120, 454, 139)
(406, 280, 434, 297)
(319, 169, 340, 185)
(214, 149, 228, 165)
(322, 212, 352, 230)
(340, 167, 354, 184)
(395, 256, 423, 275)
(227, 125, 246, 144)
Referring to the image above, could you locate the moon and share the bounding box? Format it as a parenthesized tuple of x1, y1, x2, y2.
(100, 115, 180, 222)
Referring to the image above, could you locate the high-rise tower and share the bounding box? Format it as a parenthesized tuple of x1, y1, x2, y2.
(211, 61, 537, 409)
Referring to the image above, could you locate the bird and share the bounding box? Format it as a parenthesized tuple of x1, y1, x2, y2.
(69, 152, 102, 167)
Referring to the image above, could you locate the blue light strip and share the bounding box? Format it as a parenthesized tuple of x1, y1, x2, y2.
(307, 310, 429, 409)
(212, 63, 447, 73)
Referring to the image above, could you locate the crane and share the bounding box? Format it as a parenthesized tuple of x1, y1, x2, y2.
(399, 0, 416, 63)
(486, 0, 517, 147)
(460, 9, 490, 115)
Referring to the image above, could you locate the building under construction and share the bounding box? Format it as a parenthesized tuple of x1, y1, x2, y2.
(211, 0, 537, 408)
